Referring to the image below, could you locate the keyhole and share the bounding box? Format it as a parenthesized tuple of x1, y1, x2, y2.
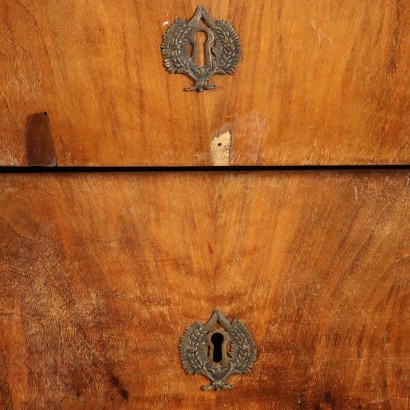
(211, 332, 224, 363)
(195, 31, 207, 67)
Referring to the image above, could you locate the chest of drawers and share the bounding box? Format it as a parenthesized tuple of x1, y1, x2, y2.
(1, 1, 409, 409)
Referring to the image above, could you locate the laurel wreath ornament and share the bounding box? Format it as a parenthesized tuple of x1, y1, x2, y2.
(179, 322, 208, 376)
(162, 19, 192, 75)
(228, 320, 257, 374)
(212, 21, 241, 75)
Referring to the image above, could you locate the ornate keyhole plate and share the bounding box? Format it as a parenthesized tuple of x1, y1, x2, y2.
(179, 311, 256, 391)
(161, 6, 241, 92)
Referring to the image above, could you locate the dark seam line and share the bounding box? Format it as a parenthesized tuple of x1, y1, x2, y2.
(0, 165, 409, 174)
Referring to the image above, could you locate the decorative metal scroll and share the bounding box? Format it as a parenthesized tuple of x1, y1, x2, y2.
(161, 6, 241, 92)
(179, 310, 256, 391)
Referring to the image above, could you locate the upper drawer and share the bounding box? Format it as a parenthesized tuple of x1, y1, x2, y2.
(1, 0, 409, 166)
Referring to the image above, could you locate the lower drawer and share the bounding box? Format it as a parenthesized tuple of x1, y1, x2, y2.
(0, 171, 409, 409)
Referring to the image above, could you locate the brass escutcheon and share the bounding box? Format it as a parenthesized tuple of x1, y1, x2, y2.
(179, 310, 256, 391)
(162, 6, 242, 92)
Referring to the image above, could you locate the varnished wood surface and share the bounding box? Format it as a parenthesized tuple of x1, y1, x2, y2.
(1, 0, 410, 166)
(0, 171, 409, 408)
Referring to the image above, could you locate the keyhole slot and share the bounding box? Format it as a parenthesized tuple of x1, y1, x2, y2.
(211, 332, 224, 363)
(190, 28, 214, 67)
(195, 31, 207, 67)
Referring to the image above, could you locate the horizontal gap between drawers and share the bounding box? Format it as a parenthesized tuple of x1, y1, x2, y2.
(0, 165, 409, 174)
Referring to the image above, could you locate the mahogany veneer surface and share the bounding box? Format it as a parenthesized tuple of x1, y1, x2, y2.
(0, 171, 409, 409)
(1, 0, 410, 165)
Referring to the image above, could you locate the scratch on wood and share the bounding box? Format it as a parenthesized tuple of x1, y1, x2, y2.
(311, 19, 334, 46)
(211, 130, 232, 166)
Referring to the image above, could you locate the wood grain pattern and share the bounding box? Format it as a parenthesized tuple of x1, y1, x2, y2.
(1, 0, 410, 166)
(0, 171, 409, 408)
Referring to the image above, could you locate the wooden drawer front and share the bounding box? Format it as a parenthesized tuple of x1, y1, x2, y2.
(1, 1, 410, 166)
(0, 171, 409, 408)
